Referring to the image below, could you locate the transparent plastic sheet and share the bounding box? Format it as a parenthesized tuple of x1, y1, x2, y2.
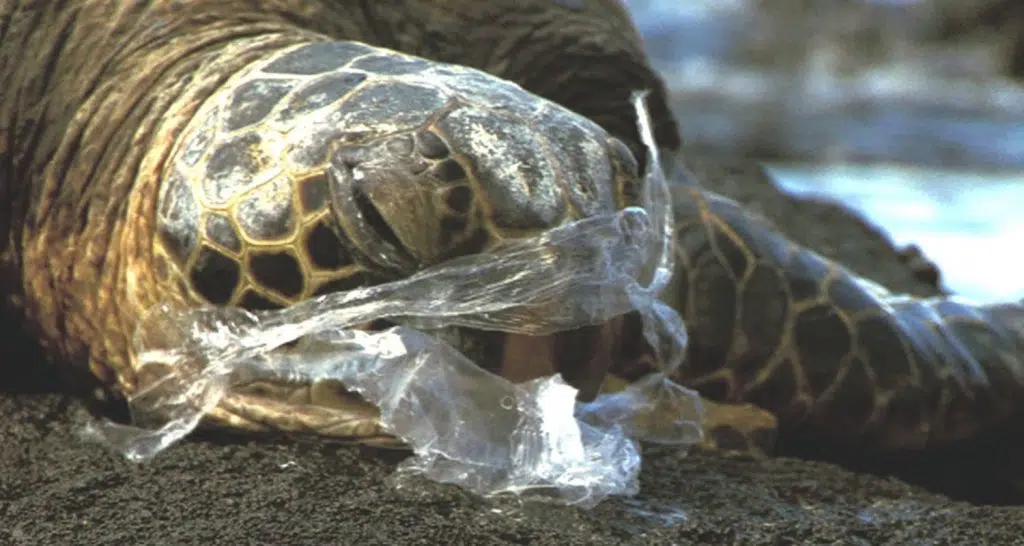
(83, 94, 704, 508)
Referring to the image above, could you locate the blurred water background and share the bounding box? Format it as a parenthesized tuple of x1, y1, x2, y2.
(625, 0, 1023, 303)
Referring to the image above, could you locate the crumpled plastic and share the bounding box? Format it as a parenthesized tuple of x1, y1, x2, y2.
(83, 93, 705, 509)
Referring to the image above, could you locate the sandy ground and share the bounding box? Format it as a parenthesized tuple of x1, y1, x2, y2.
(2, 154, 1023, 545)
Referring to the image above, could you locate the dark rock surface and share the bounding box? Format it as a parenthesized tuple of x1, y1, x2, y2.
(3, 157, 1022, 545)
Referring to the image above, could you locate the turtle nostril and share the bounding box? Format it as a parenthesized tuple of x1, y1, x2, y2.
(351, 183, 404, 251)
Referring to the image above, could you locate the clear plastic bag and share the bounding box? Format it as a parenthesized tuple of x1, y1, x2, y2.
(83, 94, 704, 508)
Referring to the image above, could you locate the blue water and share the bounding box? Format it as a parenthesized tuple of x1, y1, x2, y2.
(626, 0, 1024, 303)
(765, 164, 1024, 302)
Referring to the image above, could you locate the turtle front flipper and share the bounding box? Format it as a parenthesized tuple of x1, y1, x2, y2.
(666, 169, 1024, 452)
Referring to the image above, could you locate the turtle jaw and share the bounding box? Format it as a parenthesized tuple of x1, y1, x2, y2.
(191, 321, 618, 448)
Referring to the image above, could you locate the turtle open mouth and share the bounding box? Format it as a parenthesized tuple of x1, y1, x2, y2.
(551, 324, 616, 401)
(430, 322, 619, 403)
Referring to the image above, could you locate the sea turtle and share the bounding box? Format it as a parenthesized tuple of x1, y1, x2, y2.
(1, 0, 1022, 456)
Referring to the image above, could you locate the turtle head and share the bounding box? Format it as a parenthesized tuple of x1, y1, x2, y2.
(326, 101, 643, 274)
(325, 101, 646, 397)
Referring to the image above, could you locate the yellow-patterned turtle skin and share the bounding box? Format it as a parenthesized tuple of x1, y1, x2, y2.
(1, 0, 1022, 453)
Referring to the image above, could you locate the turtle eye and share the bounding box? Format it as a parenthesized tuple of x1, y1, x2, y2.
(350, 182, 404, 252)
(326, 150, 415, 272)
